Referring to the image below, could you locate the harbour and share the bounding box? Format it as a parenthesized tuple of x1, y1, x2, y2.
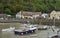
(0, 23, 60, 38)
(0, 0, 60, 38)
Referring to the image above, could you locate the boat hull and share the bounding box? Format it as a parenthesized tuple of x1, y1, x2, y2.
(14, 29, 36, 35)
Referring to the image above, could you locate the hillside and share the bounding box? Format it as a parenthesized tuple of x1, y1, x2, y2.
(0, 0, 60, 15)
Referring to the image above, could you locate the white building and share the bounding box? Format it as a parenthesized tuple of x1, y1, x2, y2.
(50, 10, 60, 19)
(41, 13, 49, 18)
(0, 14, 11, 20)
(16, 11, 41, 19)
(16, 11, 33, 19)
(16, 11, 22, 19)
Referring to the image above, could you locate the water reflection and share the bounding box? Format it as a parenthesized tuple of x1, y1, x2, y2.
(2, 32, 15, 38)
(0, 23, 38, 38)
(1, 23, 59, 38)
(1, 31, 38, 38)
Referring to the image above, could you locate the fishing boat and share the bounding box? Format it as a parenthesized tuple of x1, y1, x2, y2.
(38, 26, 48, 30)
(14, 24, 37, 35)
(2, 27, 15, 32)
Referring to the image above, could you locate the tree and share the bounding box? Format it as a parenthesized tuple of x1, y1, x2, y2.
(4, 8, 11, 14)
(0, 0, 60, 16)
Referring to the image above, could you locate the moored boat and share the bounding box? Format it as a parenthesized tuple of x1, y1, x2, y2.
(2, 27, 15, 32)
(38, 26, 48, 30)
(14, 24, 37, 35)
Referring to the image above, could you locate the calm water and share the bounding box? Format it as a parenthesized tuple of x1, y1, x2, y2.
(0, 23, 39, 38)
(0, 23, 60, 38)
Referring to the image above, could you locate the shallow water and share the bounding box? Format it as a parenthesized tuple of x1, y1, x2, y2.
(1, 30, 49, 38)
(0, 23, 59, 38)
(0, 23, 39, 38)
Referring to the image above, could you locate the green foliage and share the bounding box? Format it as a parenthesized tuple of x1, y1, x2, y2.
(0, 0, 60, 15)
(4, 8, 11, 14)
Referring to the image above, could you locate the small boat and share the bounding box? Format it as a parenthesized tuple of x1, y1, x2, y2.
(48, 34, 58, 38)
(48, 26, 59, 38)
(2, 27, 15, 32)
(38, 26, 48, 30)
(14, 24, 37, 35)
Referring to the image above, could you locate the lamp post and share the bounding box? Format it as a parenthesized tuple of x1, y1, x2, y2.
(52, 15, 56, 32)
(54, 15, 55, 27)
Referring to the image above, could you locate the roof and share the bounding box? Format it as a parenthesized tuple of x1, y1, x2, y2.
(42, 13, 48, 16)
(0, 14, 7, 15)
(56, 11, 60, 14)
(51, 10, 56, 14)
(16, 11, 41, 15)
(51, 10, 60, 14)
(0, 14, 11, 17)
(23, 13, 32, 16)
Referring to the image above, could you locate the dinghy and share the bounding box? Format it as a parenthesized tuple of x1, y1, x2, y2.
(2, 27, 15, 32)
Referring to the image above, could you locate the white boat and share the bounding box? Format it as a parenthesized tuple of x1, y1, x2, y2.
(2, 27, 15, 32)
(38, 26, 48, 30)
(14, 24, 37, 35)
(48, 33, 58, 38)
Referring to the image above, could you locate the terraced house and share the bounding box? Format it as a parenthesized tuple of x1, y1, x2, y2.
(50, 10, 60, 19)
(16, 11, 41, 19)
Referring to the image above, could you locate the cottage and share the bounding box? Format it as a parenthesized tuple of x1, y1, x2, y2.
(32, 12, 41, 19)
(50, 10, 60, 19)
(41, 13, 49, 18)
(16, 11, 22, 19)
(16, 11, 41, 19)
(16, 11, 33, 19)
(0, 14, 11, 20)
